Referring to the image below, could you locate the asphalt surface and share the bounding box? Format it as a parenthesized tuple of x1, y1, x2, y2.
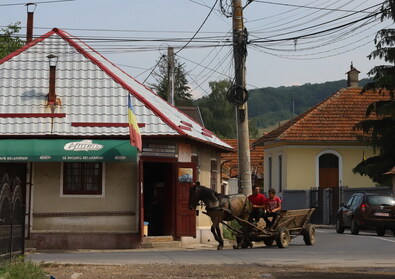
(28, 229, 395, 269)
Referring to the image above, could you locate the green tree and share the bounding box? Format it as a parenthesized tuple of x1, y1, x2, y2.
(0, 22, 24, 59)
(199, 80, 236, 138)
(353, 0, 395, 184)
(196, 80, 258, 139)
(150, 55, 193, 106)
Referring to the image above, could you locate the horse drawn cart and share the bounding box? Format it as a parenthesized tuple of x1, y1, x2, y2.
(230, 208, 316, 248)
(189, 184, 316, 250)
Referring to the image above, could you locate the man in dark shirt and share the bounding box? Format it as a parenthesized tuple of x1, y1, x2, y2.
(248, 185, 267, 223)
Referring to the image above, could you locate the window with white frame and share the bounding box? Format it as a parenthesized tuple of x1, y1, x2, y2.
(63, 162, 103, 195)
(210, 159, 218, 190)
(268, 156, 272, 189)
(278, 154, 282, 192)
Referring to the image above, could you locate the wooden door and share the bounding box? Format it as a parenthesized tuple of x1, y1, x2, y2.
(175, 162, 196, 237)
(319, 168, 339, 188)
(319, 154, 339, 188)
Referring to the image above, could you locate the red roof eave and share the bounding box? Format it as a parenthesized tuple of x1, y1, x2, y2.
(0, 30, 56, 65)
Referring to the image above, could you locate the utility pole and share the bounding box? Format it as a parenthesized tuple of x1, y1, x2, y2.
(232, 0, 252, 196)
(167, 47, 175, 105)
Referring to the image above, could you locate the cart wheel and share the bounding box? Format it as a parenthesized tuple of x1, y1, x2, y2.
(303, 224, 315, 245)
(276, 227, 290, 248)
(263, 238, 274, 247)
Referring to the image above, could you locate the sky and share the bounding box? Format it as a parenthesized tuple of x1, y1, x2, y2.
(0, 0, 393, 99)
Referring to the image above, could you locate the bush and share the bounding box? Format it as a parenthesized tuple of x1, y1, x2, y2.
(222, 220, 242, 241)
(0, 257, 48, 279)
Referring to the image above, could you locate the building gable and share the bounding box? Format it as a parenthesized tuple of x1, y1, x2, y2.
(0, 28, 232, 151)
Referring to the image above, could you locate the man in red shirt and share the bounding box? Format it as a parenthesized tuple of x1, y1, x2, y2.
(248, 186, 267, 223)
(264, 188, 282, 227)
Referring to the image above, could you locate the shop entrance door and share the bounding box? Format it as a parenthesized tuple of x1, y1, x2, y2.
(142, 161, 175, 236)
(175, 162, 196, 238)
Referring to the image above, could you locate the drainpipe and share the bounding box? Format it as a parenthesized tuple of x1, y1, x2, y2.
(26, 3, 37, 44)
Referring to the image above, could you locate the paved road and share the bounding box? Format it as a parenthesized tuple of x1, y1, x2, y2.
(28, 229, 395, 269)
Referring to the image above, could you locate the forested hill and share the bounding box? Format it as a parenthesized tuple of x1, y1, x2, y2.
(248, 78, 371, 129)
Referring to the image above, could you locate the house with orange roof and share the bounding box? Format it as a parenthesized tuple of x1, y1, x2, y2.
(221, 139, 264, 193)
(254, 65, 392, 193)
(0, 27, 233, 250)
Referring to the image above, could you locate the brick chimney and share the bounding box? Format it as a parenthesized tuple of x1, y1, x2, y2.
(26, 3, 36, 44)
(346, 62, 360, 88)
(47, 54, 58, 108)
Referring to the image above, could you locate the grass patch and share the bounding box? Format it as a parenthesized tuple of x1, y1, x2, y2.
(0, 257, 48, 279)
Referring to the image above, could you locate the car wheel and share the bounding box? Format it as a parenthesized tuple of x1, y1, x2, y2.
(276, 227, 290, 248)
(335, 216, 345, 234)
(303, 224, 315, 245)
(350, 218, 359, 235)
(376, 227, 386, 236)
(392, 230, 395, 236)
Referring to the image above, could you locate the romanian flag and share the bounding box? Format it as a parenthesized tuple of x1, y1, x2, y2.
(128, 94, 142, 151)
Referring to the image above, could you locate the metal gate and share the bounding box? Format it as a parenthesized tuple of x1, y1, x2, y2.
(0, 174, 25, 262)
(310, 187, 341, 225)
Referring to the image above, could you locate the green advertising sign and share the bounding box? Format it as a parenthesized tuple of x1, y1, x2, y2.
(0, 139, 137, 162)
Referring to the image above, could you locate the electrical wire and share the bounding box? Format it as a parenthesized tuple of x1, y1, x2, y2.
(250, 0, 373, 35)
(176, 0, 219, 54)
(250, 2, 380, 37)
(251, 0, 378, 13)
(250, 9, 383, 43)
(142, 55, 166, 84)
(0, 0, 74, 7)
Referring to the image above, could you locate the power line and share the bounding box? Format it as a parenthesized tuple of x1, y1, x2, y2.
(187, 0, 212, 9)
(1, 25, 227, 34)
(0, 0, 74, 7)
(250, 2, 381, 36)
(250, 0, 378, 13)
(176, 0, 219, 54)
(143, 55, 165, 84)
(250, 9, 383, 43)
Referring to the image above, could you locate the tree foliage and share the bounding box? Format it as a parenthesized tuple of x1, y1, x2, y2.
(0, 22, 24, 59)
(150, 55, 193, 106)
(353, 0, 395, 184)
(195, 80, 258, 139)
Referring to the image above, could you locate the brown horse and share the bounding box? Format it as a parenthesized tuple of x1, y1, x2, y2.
(188, 184, 252, 250)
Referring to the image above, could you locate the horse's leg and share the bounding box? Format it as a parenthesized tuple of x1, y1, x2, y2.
(210, 223, 223, 250)
(215, 225, 224, 250)
(236, 214, 253, 249)
(210, 223, 224, 250)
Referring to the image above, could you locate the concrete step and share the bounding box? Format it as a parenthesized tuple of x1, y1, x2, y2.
(141, 236, 181, 249)
(149, 241, 181, 249)
(142, 236, 173, 243)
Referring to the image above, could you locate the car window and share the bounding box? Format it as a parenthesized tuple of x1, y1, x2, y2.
(345, 196, 354, 207)
(367, 196, 395, 206)
(352, 195, 363, 207)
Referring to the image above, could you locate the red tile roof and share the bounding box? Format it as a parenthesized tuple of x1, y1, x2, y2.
(254, 88, 392, 145)
(221, 139, 264, 178)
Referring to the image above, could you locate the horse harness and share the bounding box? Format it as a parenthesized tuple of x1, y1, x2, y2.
(205, 194, 231, 212)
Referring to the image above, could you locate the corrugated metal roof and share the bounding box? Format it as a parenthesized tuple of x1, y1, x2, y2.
(0, 28, 232, 151)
